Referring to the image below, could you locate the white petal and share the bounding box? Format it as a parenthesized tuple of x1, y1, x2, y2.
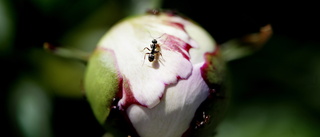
(186, 21, 217, 64)
(127, 63, 209, 137)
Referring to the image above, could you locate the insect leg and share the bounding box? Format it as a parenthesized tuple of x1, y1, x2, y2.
(142, 53, 151, 66)
(142, 47, 151, 52)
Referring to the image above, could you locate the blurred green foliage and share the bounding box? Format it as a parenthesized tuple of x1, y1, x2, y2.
(0, 0, 14, 55)
(1, 0, 319, 137)
(216, 35, 320, 137)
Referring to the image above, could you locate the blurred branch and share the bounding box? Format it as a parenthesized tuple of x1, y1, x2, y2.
(221, 24, 272, 61)
(44, 42, 91, 64)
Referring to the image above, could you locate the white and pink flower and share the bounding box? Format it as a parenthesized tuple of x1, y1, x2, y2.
(84, 10, 228, 137)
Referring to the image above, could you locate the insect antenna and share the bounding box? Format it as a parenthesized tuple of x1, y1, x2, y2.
(147, 30, 166, 40)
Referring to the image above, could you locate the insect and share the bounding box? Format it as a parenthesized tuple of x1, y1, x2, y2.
(142, 36, 164, 62)
(195, 111, 210, 129)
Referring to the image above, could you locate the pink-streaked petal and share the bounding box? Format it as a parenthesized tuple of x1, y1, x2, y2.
(127, 63, 210, 137)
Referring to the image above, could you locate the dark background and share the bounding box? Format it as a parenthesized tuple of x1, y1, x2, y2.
(1, 0, 319, 137)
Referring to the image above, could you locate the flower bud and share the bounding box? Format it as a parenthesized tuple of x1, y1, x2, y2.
(84, 10, 228, 137)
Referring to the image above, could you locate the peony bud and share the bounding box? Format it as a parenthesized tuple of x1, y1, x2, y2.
(84, 10, 228, 137)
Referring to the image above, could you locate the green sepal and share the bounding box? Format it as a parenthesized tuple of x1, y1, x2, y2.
(84, 49, 119, 124)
